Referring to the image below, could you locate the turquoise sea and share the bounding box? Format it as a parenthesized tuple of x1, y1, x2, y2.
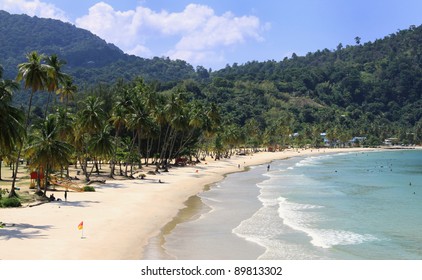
(145, 149, 422, 260)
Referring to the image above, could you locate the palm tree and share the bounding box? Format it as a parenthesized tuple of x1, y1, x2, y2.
(0, 67, 23, 153)
(128, 96, 151, 168)
(0, 67, 24, 181)
(44, 54, 69, 117)
(109, 101, 128, 177)
(26, 115, 73, 197)
(78, 96, 105, 134)
(244, 118, 261, 152)
(56, 77, 77, 111)
(54, 107, 75, 142)
(76, 96, 106, 181)
(158, 92, 185, 167)
(9, 51, 52, 197)
(87, 124, 114, 178)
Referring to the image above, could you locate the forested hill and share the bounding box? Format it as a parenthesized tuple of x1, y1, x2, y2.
(1, 10, 422, 144)
(0, 10, 195, 84)
(209, 24, 422, 132)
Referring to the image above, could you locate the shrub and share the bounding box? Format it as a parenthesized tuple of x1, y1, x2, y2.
(1, 197, 22, 208)
(83, 186, 96, 192)
(0, 188, 8, 199)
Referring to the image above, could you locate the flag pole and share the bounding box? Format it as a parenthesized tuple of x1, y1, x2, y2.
(78, 221, 84, 239)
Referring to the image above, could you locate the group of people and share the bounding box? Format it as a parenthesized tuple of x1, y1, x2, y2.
(49, 190, 68, 202)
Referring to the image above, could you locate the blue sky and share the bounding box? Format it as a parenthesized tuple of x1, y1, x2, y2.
(2, 0, 422, 70)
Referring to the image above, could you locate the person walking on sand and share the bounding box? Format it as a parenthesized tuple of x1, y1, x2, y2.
(267, 164, 270, 171)
(64, 190, 68, 202)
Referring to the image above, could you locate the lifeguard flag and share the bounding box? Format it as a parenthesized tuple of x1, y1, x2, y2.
(78, 221, 83, 230)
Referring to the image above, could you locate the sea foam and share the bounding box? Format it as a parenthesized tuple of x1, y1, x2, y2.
(277, 197, 378, 248)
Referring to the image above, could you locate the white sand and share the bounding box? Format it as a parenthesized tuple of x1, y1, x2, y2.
(0, 148, 374, 259)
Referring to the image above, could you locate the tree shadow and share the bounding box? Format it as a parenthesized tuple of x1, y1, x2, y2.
(0, 223, 52, 240)
(57, 200, 100, 207)
(93, 183, 128, 190)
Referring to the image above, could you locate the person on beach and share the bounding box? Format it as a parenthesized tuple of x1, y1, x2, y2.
(64, 190, 68, 201)
(267, 164, 270, 171)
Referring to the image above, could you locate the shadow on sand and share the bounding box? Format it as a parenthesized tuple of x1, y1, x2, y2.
(0, 223, 52, 240)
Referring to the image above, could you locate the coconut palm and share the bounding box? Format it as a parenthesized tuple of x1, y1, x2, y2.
(56, 77, 77, 111)
(78, 96, 105, 133)
(9, 51, 52, 197)
(0, 67, 24, 180)
(0, 67, 23, 154)
(76, 96, 106, 181)
(54, 107, 75, 142)
(158, 92, 186, 167)
(87, 124, 114, 177)
(44, 54, 69, 117)
(109, 101, 128, 177)
(26, 115, 73, 197)
(128, 96, 151, 168)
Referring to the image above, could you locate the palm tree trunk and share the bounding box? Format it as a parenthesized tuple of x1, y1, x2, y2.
(44, 91, 52, 120)
(83, 158, 90, 181)
(9, 91, 35, 198)
(109, 124, 121, 178)
(137, 128, 142, 169)
(168, 130, 179, 165)
(87, 160, 96, 181)
(174, 129, 195, 159)
(43, 165, 49, 197)
(159, 125, 172, 167)
(145, 136, 154, 166)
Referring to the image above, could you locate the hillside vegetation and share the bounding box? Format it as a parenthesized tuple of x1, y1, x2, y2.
(1, 10, 422, 151)
(0, 10, 196, 85)
(207, 25, 422, 144)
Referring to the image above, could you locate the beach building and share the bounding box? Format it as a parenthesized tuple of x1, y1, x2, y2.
(350, 136, 366, 147)
(384, 138, 399, 146)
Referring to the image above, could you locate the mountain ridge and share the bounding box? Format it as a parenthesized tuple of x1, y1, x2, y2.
(0, 10, 196, 85)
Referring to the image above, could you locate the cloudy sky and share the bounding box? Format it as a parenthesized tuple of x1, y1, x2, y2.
(2, 0, 422, 69)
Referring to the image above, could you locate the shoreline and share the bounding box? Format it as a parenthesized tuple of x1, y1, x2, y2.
(143, 147, 382, 260)
(0, 148, 376, 259)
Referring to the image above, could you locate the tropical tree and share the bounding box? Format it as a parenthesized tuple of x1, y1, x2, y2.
(75, 96, 106, 181)
(87, 124, 114, 178)
(414, 119, 422, 145)
(109, 101, 128, 177)
(0, 66, 23, 154)
(0, 66, 24, 180)
(56, 77, 77, 111)
(44, 54, 69, 117)
(221, 123, 243, 155)
(26, 115, 73, 197)
(78, 96, 105, 133)
(128, 95, 150, 168)
(244, 118, 261, 151)
(10, 51, 52, 197)
(54, 107, 75, 142)
(164, 92, 189, 166)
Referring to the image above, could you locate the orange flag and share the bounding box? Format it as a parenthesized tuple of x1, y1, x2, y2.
(78, 221, 83, 230)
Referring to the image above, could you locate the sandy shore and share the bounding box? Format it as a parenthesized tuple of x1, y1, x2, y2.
(0, 148, 376, 259)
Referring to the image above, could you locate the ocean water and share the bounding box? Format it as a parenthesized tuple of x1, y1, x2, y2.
(145, 150, 422, 260)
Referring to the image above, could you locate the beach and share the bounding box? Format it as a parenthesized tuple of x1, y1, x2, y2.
(154, 148, 422, 260)
(0, 148, 376, 259)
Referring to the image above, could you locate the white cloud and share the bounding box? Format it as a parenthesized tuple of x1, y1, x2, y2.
(1, 1, 268, 68)
(0, 0, 69, 22)
(127, 44, 152, 57)
(75, 2, 267, 68)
